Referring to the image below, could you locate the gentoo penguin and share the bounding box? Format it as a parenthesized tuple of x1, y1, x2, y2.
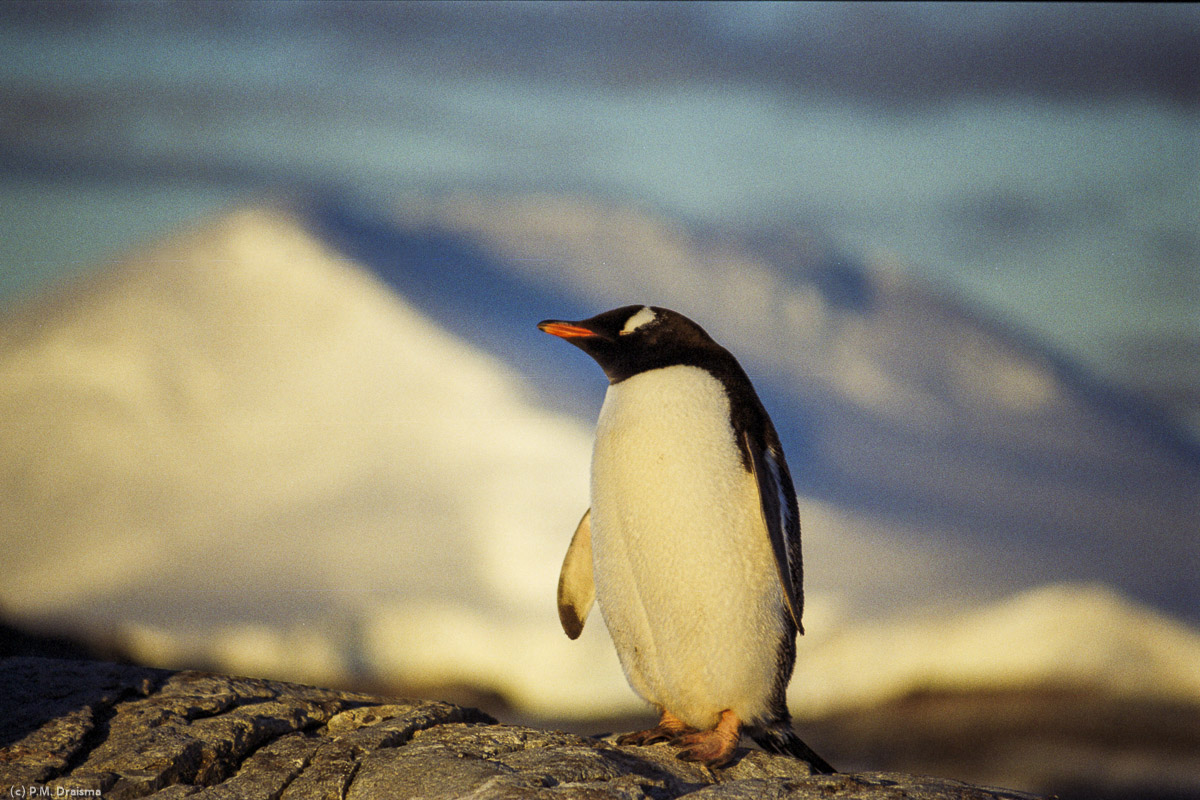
(538, 305, 833, 772)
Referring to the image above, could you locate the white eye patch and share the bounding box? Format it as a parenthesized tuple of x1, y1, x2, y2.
(619, 306, 657, 335)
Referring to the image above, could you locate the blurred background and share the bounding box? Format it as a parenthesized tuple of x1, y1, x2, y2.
(1, 2, 1197, 797)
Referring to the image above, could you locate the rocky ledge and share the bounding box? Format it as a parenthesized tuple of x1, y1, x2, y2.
(0, 657, 1041, 799)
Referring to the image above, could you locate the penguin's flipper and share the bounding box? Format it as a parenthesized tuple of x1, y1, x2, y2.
(557, 508, 595, 639)
(744, 431, 804, 633)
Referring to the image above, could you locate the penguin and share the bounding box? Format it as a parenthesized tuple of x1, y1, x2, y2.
(538, 305, 834, 772)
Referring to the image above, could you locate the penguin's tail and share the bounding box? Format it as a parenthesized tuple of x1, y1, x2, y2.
(748, 723, 836, 774)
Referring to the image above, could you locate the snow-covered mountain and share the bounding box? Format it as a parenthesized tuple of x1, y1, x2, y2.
(0, 205, 593, 627)
(316, 194, 1200, 620)
(793, 582, 1200, 718)
(1, 202, 1197, 725)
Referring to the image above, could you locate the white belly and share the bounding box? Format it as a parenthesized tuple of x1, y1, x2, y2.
(590, 365, 787, 730)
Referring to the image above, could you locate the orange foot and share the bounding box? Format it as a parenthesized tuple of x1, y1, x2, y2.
(674, 709, 742, 768)
(617, 709, 698, 746)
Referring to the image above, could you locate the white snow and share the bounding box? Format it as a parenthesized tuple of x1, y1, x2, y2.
(2, 205, 1197, 724)
(0, 204, 593, 624)
(792, 582, 1200, 717)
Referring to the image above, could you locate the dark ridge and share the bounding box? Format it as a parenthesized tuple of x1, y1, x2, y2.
(0, 617, 113, 662)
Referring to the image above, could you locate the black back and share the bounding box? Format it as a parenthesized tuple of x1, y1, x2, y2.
(538, 305, 805, 631)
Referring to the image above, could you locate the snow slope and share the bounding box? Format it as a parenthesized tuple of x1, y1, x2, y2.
(1, 203, 1197, 723)
(792, 582, 1200, 718)
(0, 205, 592, 625)
(328, 194, 1199, 619)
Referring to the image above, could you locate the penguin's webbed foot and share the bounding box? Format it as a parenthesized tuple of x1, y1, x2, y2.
(617, 709, 697, 746)
(617, 727, 673, 746)
(673, 709, 741, 768)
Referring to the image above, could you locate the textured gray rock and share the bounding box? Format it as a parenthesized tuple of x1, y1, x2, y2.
(0, 658, 1043, 799)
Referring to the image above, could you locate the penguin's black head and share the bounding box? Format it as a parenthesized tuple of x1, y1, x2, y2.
(538, 305, 725, 383)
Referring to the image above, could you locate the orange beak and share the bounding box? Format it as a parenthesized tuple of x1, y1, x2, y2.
(537, 321, 596, 339)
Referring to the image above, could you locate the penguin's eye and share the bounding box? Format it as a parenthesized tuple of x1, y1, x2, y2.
(619, 306, 657, 335)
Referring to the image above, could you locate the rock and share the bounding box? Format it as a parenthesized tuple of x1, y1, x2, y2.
(0, 657, 1044, 799)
